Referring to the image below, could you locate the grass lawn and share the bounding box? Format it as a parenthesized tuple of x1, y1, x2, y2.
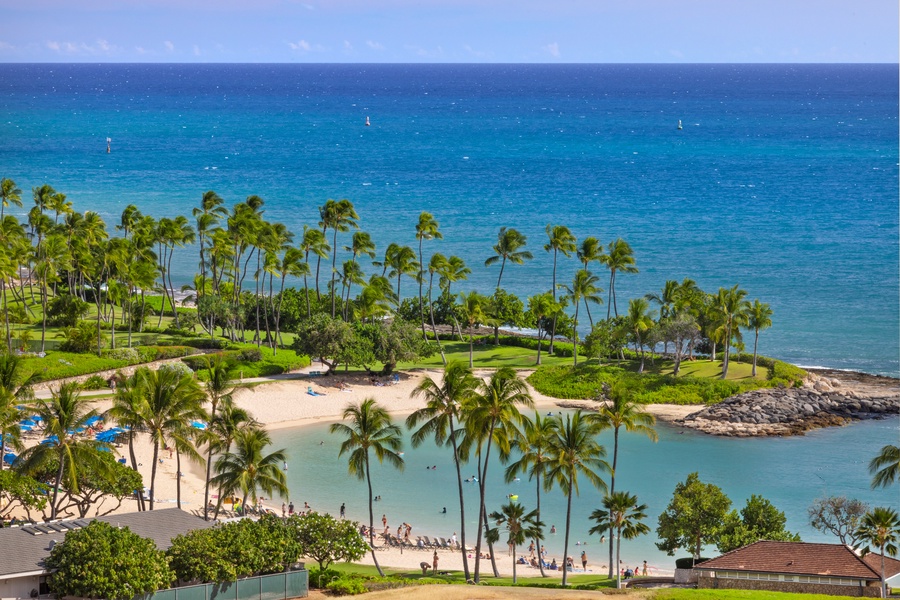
(398, 340, 572, 370)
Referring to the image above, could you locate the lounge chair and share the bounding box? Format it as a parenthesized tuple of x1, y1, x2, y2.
(422, 536, 433, 547)
(439, 537, 451, 549)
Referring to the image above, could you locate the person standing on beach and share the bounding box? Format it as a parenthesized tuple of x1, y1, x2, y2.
(382, 514, 387, 528)
(432, 550, 439, 574)
(582, 551, 588, 570)
(642, 561, 648, 576)
(282, 502, 287, 517)
(340, 503, 346, 519)
(288, 501, 294, 515)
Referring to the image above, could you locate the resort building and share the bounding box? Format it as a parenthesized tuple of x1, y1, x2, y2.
(0, 508, 215, 600)
(695, 540, 900, 598)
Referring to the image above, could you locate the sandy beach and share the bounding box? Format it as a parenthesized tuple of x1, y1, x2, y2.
(15, 365, 694, 576)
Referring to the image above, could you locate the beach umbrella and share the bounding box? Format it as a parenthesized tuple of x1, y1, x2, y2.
(19, 418, 35, 427)
(41, 435, 59, 446)
(3, 453, 16, 465)
(19, 425, 32, 432)
(191, 421, 207, 430)
(30, 415, 42, 422)
(95, 431, 119, 443)
(85, 415, 103, 426)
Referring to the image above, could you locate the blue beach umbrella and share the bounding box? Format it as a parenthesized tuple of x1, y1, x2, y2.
(191, 421, 207, 430)
(85, 416, 103, 426)
(41, 435, 59, 446)
(19, 425, 32, 433)
(19, 418, 35, 427)
(3, 452, 17, 465)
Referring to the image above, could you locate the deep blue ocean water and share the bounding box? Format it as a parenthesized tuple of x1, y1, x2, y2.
(0, 64, 897, 374)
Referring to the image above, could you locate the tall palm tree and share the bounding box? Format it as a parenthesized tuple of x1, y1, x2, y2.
(488, 501, 543, 584)
(209, 396, 257, 519)
(484, 227, 533, 289)
(212, 427, 287, 515)
(407, 362, 479, 580)
(577, 236, 604, 271)
(199, 356, 238, 520)
(383, 244, 418, 301)
(589, 491, 651, 589)
(426, 253, 449, 364)
(601, 238, 638, 318)
(439, 256, 470, 340)
(465, 368, 533, 582)
(869, 445, 899, 489)
(505, 412, 558, 577)
(854, 506, 900, 599)
(545, 410, 609, 587)
(559, 270, 603, 365)
(415, 212, 442, 336)
(527, 292, 559, 366)
(626, 298, 654, 372)
(17, 383, 110, 519)
(320, 199, 359, 317)
(746, 299, 773, 377)
(135, 367, 206, 510)
(330, 399, 404, 577)
(0, 178, 22, 219)
(300, 225, 330, 312)
(107, 372, 147, 510)
(716, 285, 750, 379)
(193, 191, 227, 302)
(0, 353, 35, 471)
(459, 291, 488, 368)
(591, 382, 657, 578)
(545, 225, 577, 353)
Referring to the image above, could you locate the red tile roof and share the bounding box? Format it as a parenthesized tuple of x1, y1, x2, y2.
(695, 541, 900, 580)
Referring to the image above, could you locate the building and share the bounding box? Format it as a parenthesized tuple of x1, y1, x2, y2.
(695, 540, 900, 598)
(0, 508, 215, 600)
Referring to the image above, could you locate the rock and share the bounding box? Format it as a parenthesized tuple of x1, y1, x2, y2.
(815, 381, 833, 392)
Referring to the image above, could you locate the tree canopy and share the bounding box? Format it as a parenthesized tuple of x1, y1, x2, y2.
(655, 472, 731, 559)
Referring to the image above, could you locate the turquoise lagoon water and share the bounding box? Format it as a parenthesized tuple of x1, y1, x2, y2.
(271, 413, 899, 571)
(0, 63, 897, 375)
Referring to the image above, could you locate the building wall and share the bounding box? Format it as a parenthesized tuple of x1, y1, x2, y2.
(698, 574, 882, 598)
(0, 574, 41, 600)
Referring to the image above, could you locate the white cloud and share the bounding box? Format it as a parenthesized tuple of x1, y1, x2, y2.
(45, 39, 115, 55)
(193, 45, 201, 56)
(46, 41, 60, 51)
(668, 49, 684, 59)
(135, 46, 147, 54)
(366, 40, 383, 51)
(97, 39, 110, 52)
(164, 40, 175, 52)
(288, 40, 311, 51)
(343, 40, 353, 52)
(544, 42, 560, 58)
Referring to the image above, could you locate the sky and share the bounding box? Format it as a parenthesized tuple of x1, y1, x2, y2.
(0, 0, 897, 63)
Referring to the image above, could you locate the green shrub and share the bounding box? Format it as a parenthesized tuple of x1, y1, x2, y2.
(308, 567, 341, 589)
(103, 347, 141, 363)
(238, 348, 263, 363)
(81, 375, 109, 390)
(180, 338, 229, 350)
(46, 295, 89, 327)
(60, 321, 105, 353)
(326, 577, 366, 596)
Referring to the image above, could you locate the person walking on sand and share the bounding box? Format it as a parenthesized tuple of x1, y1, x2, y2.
(432, 550, 439, 574)
(340, 503, 346, 519)
(382, 514, 387, 528)
(282, 502, 287, 517)
(288, 501, 294, 515)
(581, 550, 587, 570)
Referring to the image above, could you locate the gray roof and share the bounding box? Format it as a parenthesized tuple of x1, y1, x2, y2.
(0, 508, 215, 578)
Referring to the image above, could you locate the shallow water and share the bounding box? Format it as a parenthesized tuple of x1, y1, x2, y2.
(270, 413, 899, 570)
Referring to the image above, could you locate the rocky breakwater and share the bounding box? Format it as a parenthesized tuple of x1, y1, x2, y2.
(677, 370, 899, 437)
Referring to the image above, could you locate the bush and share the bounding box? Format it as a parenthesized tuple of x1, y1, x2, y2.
(103, 347, 141, 363)
(81, 375, 109, 390)
(238, 348, 263, 363)
(326, 577, 367, 596)
(46, 295, 89, 327)
(59, 321, 105, 353)
(180, 337, 229, 350)
(308, 567, 341, 589)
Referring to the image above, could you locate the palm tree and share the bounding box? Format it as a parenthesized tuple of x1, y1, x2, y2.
(747, 299, 773, 377)
(0, 178, 22, 219)
(17, 383, 110, 519)
(384, 244, 419, 301)
(330, 399, 404, 577)
(439, 255, 470, 340)
(716, 285, 750, 379)
(459, 291, 488, 368)
(559, 270, 603, 365)
(107, 373, 147, 510)
(0, 353, 35, 471)
(415, 212, 442, 336)
(577, 236, 604, 270)
(545, 410, 609, 587)
(589, 491, 651, 589)
(869, 445, 899, 489)
(209, 396, 257, 519)
(135, 367, 206, 510)
(488, 501, 543, 584)
(526, 292, 557, 366)
(407, 362, 479, 580)
(320, 199, 359, 317)
(426, 253, 449, 364)
(193, 191, 227, 303)
(854, 507, 900, 599)
(466, 368, 533, 581)
(200, 356, 238, 520)
(505, 412, 558, 577)
(601, 238, 638, 318)
(591, 382, 657, 578)
(300, 225, 330, 312)
(484, 227, 533, 289)
(626, 298, 654, 372)
(545, 225, 577, 352)
(211, 427, 287, 515)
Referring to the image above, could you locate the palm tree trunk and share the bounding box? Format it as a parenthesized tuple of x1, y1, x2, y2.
(364, 454, 385, 577)
(561, 480, 573, 586)
(40, 274, 47, 352)
(512, 543, 517, 583)
(418, 242, 426, 339)
(51, 457, 65, 519)
(149, 439, 159, 510)
(176, 450, 182, 509)
(721, 324, 731, 379)
(615, 526, 622, 588)
(752, 329, 759, 377)
(584, 298, 594, 328)
(450, 425, 470, 580)
(536, 328, 543, 366)
(607, 429, 619, 578)
(496, 257, 506, 289)
(128, 433, 144, 511)
(330, 230, 338, 318)
(303, 267, 311, 318)
(468, 332, 474, 369)
(607, 271, 614, 320)
(573, 304, 580, 366)
(473, 425, 495, 583)
(535, 474, 547, 577)
(2, 279, 10, 350)
(483, 503, 500, 577)
(428, 274, 446, 366)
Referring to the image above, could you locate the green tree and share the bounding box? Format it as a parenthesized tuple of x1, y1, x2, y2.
(625, 297, 654, 372)
(545, 225, 577, 352)
(746, 300, 773, 377)
(0, 353, 35, 471)
(488, 501, 543, 584)
(212, 427, 287, 512)
(357, 318, 432, 375)
(854, 507, 900, 599)
(869, 444, 899, 489)
(486, 288, 525, 345)
(292, 313, 361, 374)
(591, 382, 657, 576)
(808, 495, 869, 546)
(545, 410, 609, 586)
(526, 292, 559, 366)
(714, 285, 750, 379)
(294, 511, 370, 571)
(600, 238, 638, 319)
(407, 361, 479, 580)
(46, 521, 174, 599)
(656, 472, 732, 560)
(200, 356, 237, 520)
(299, 225, 330, 314)
(718, 494, 801, 553)
(458, 290, 488, 368)
(485, 227, 533, 289)
(0, 178, 22, 219)
(330, 398, 404, 577)
(589, 491, 650, 588)
(505, 412, 558, 577)
(17, 383, 109, 519)
(0, 469, 48, 520)
(558, 270, 602, 365)
(415, 212, 442, 335)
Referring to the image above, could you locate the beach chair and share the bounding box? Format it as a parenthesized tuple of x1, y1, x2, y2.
(422, 536, 433, 548)
(440, 537, 451, 549)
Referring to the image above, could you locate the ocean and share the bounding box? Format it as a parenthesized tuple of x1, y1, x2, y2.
(0, 63, 897, 374)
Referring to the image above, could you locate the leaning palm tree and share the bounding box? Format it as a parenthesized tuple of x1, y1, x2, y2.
(505, 412, 558, 577)
(601, 238, 638, 318)
(0, 353, 35, 471)
(209, 397, 257, 519)
(854, 506, 900, 599)
(589, 491, 651, 589)
(415, 212, 442, 337)
(407, 362, 479, 580)
(488, 501, 543, 584)
(200, 356, 239, 520)
(746, 299, 773, 377)
(107, 372, 148, 510)
(545, 410, 610, 587)
(17, 383, 110, 519)
(485, 227, 533, 289)
(591, 381, 657, 577)
(869, 445, 899, 489)
(465, 368, 533, 582)
(330, 399, 404, 577)
(545, 225, 577, 353)
(211, 427, 287, 514)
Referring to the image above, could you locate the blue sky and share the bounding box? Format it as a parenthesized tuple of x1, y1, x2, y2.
(1, 0, 896, 63)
